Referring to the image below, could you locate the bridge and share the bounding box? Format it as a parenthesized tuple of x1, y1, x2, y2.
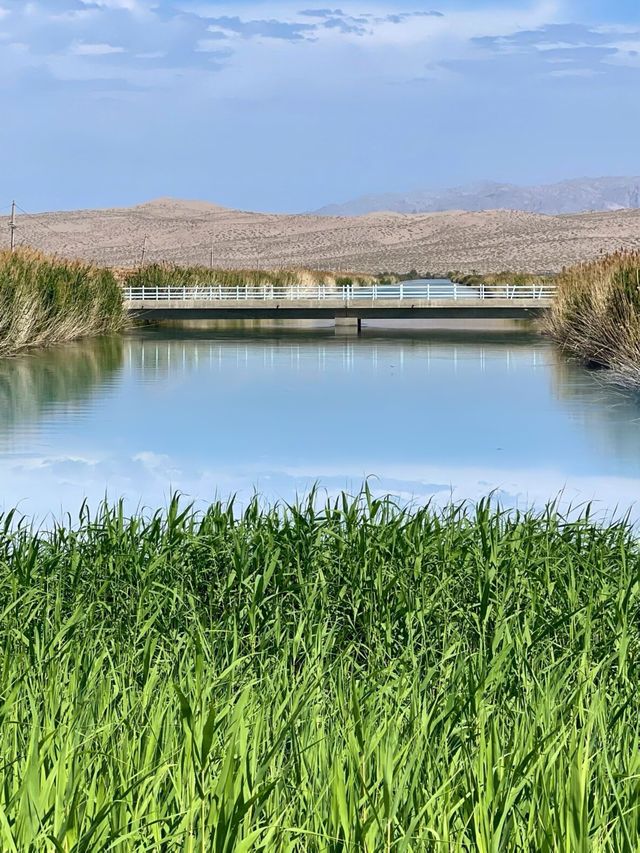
(124, 281, 556, 331)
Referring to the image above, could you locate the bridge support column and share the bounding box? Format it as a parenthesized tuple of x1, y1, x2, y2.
(334, 316, 361, 335)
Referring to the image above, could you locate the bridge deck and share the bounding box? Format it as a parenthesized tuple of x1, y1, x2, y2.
(125, 297, 551, 321)
(123, 283, 554, 324)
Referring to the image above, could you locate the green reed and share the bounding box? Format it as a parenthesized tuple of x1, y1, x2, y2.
(0, 491, 639, 850)
(0, 250, 125, 356)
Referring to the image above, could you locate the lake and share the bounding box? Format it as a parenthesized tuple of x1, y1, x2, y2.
(1, 323, 640, 521)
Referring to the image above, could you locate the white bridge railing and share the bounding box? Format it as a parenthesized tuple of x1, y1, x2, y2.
(123, 283, 556, 302)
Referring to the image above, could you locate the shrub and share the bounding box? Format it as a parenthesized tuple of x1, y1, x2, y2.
(547, 250, 640, 385)
(0, 250, 124, 355)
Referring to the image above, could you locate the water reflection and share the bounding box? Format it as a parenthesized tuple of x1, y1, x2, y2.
(549, 349, 640, 470)
(0, 327, 638, 519)
(0, 337, 123, 441)
(126, 327, 549, 380)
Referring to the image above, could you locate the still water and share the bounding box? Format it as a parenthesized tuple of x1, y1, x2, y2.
(1, 325, 639, 520)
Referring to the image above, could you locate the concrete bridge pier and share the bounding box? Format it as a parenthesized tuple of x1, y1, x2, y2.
(335, 316, 362, 335)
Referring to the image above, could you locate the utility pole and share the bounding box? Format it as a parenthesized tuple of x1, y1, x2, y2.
(210, 243, 214, 270)
(140, 235, 148, 266)
(9, 201, 16, 252)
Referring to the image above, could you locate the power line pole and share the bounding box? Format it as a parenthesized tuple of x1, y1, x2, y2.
(9, 201, 16, 252)
(210, 243, 214, 269)
(140, 235, 148, 266)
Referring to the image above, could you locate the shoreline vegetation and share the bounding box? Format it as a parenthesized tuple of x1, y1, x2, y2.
(3, 251, 639, 389)
(448, 270, 557, 288)
(119, 263, 398, 291)
(547, 250, 640, 387)
(448, 259, 640, 387)
(0, 250, 125, 357)
(1, 492, 639, 848)
(121, 265, 468, 289)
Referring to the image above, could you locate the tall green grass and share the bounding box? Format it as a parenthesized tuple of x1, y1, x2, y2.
(547, 250, 640, 385)
(0, 491, 639, 850)
(0, 250, 125, 356)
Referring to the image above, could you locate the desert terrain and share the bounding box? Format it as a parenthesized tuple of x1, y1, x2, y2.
(3, 198, 640, 273)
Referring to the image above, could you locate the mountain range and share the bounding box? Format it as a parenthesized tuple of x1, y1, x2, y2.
(313, 177, 640, 217)
(6, 198, 640, 274)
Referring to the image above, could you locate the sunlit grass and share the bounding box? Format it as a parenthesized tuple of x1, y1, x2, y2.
(0, 250, 124, 356)
(0, 491, 638, 849)
(547, 250, 640, 385)
(122, 263, 380, 292)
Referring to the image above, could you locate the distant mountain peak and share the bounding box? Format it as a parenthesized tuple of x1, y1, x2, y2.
(313, 177, 640, 217)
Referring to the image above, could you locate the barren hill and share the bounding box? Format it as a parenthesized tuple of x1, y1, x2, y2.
(3, 199, 640, 274)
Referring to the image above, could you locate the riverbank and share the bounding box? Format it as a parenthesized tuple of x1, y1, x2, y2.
(1, 492, 639, 849)
(0, 250, 125, 356)
(547, 250, 640, 386)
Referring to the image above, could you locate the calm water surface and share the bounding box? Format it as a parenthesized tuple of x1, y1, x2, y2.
(1, 325, 640, 520)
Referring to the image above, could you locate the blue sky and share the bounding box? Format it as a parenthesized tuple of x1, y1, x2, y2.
(1, 0, 639, 211)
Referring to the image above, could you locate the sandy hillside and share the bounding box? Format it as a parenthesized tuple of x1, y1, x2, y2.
(3, 198, 640, 273)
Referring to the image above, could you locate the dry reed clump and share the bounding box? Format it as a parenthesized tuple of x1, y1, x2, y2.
(546, 250, 640, 385)
(0, 250, 125, 356)
(121, 262, 379, 292)
(450, 271, 555, 287)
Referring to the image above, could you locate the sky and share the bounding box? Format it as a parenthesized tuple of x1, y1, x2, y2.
(1, 0, 639, 212)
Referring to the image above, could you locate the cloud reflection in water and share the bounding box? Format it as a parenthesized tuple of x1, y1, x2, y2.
(0, 326, 639, 524)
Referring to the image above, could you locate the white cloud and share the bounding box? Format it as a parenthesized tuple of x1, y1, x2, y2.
(70, 41, 126, 56)
(0, 0, 634, 101)
(536, 41, 589, 51)
(182, 1, 566, 98)
(549, 67, 602, 77)
(605, 40, 640, 67)
(80, 0, 144, 9)
(196, 39, 226, 53)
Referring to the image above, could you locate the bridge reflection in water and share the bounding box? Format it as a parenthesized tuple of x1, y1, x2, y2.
(1, 326, 639, 519)
(124, 329, 550, 379)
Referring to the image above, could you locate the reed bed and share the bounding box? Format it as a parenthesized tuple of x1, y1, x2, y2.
(0, 250, 125, 356)
(547, 250, 640, 386)
(450, 271, 555, 288)
(0, 491, 639, 850)
(122, 264, 379, 292)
